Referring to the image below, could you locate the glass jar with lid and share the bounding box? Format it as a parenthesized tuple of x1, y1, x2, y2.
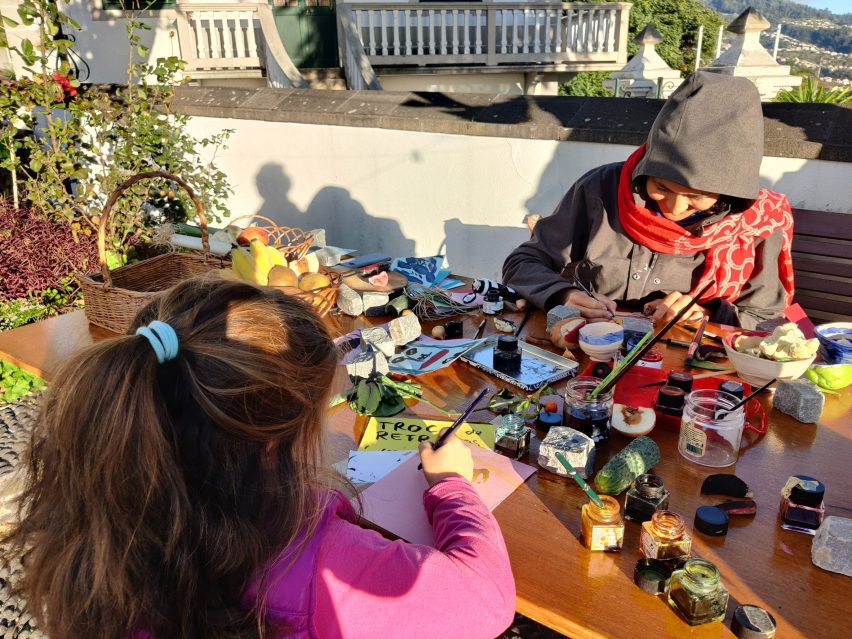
(666, 558, 729, 625)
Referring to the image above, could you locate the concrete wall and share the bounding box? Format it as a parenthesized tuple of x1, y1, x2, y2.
(181, 103, 852, 281)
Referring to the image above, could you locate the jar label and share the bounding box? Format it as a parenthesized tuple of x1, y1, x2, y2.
(591, 526, 623, 551)
(641, 531, 658, 558)
(679, 420, 706, 457)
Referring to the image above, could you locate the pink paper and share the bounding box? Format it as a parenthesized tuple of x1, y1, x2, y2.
(358, 447, 536, 546)
(783, 304, 817, 339)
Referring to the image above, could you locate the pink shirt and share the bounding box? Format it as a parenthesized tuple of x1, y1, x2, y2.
(245, 476, 516, 638)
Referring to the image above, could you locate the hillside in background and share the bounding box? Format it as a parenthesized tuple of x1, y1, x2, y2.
(701, 0, 851, 23)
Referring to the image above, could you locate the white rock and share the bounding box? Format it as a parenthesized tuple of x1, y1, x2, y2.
(362, 291, 390, 316)
(547, 305, 582, 332)
(337, 284, 363, 317)
(345, 351, 389, 379)
(812, 516, 852, 577)
(361, 327, 396, 358)
(314, 247, 340, 267)
(538, 427, 596, 478)
(388, 313, 422, 346)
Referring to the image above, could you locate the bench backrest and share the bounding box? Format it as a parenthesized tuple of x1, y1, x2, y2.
(792, 208, 852, 323)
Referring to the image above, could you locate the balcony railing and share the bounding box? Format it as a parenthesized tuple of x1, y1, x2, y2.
(343, 2, 631, 67)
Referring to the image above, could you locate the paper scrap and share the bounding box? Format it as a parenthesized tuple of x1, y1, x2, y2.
(359, 416, 495, 451)
(358, 446, 536, 546)
(346, 450, 417, 484)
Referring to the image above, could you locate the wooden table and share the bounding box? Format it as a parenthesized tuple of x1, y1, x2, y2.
(1, 309, 850, 639)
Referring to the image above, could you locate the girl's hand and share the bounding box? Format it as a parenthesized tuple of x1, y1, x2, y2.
(564, 289, 617, 320)
(418, 429, 474, 487)
(644, 292, 705, 324)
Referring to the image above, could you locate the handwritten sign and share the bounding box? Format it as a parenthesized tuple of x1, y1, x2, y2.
(359, 416, 495, 451)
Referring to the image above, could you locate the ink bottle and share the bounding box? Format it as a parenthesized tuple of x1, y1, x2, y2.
(482, 290, 503, 315)
(654, 385, 686, 432)
(641, 511, 693, 560)
(495, 413, 530, 460)
(718, 380, 744, 401)
(564, 376, 614, 445)
(581, 495, 624, 552)
(625, 473, 670, 522)
(493, 335, 522, 374)
(779, 475, 825, 535)
(666, 371, 694, 394)
(666, 558, 729, 626)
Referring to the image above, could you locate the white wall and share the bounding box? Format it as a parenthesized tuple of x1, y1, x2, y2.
(379, 73, 526, 95)
(185, 116, 852, 281)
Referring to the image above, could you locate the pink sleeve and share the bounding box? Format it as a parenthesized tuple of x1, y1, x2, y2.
(312, 477, 515, 639)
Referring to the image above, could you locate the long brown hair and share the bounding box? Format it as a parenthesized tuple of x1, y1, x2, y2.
(3, 277, 339, 639)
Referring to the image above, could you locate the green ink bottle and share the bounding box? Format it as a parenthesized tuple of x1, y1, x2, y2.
(666, 558, 729, 626)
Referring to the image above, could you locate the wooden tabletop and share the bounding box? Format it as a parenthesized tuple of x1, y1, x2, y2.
(1, 308, 851, 639)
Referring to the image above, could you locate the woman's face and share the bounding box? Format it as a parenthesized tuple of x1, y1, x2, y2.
(645, 177, 720, 222)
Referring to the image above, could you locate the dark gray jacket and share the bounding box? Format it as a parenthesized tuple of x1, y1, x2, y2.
(501, 162, 786, 329)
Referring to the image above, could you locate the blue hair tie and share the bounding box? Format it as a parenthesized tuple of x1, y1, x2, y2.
(136, 320, 180, 364)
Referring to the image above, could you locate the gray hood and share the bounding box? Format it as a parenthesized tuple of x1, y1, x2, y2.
(632, 71, 764, 200)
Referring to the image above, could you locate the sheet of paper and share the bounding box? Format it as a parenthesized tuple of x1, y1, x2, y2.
(358, 447, 536, 546)
(387, 339, 481, 375)
(359, 416, 495, 451)
(346, 450, 417, 484)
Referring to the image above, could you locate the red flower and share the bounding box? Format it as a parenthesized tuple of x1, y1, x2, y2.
(51, 72, 78, 102)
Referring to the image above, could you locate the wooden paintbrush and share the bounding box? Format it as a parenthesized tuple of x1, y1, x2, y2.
(417, 388, 488, 470)
(555, 452, 603, 508)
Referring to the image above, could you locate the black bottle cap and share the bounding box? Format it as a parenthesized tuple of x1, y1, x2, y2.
(656, 385, 686, 410)
(666, 371, 694, 393)
(786, 475, 825, 507)
(718, 380, 744, 400)
(694, 505, 729, 536)
(444, 320, 463, 338)
(496, 336, 519, 353)
(591, 361, 613, 379)
(731, 604, 777, 639)
(633, 559, 672, 595)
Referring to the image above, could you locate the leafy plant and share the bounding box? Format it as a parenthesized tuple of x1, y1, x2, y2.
(487, 384, 557, 419)
(343, 374, 452, 417)
(0, 297, 50, 331)
(0, 359, 45, 403)
(560, 72, 614, 97)
(775, 76, 852, 104)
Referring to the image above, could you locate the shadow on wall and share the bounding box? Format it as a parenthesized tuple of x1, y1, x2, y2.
(441, 218, 528, 282)
(254, 163, 416, 257)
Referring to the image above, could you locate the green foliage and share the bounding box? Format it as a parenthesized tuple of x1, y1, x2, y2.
(774, 76, 852, 104)
(0, 297, 50, 331)
(702, 0, 851, 23)
(559, 72, 614, 97)
(0, 359, 45, 404)
(0, 0, 233, 258)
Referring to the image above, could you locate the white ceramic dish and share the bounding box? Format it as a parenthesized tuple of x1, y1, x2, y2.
(723, 331, 816, 387)
(579, 322, 624, 362)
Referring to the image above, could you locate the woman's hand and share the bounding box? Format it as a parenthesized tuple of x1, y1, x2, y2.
(564, 289, 617, 320)
(419, 429, 474, 487)
(644, 291, 705, 324)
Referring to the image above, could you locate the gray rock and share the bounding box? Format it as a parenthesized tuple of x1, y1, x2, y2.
(361, 327, 396, 358)
(336, 284, 364, 317)
(362, 291, 390, 316)
(388, 313, 422, 346)
(546, 305, 582, 332)
(308, 228, 327, 247)
(314, 247, 340, 267)
(812, 516, 852, 577)
(345, 351, 389, 379)
(538, 427, 596, 479)
(772, 378, 824, 423)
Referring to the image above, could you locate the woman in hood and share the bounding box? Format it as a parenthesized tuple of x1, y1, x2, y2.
(503, 71, 794, 329)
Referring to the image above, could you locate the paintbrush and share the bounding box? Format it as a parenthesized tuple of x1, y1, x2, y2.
(555, 452, 603, 508)
(719, 378, 777, 416)
(514, 306, 534, 337)
(473, 319, 487, 340)
(417, 388, 488, 470)
(591, 282, 714, 397)
(590, 332, 652, 397)
(684, 314, 709, 367)
(637, 369, 737, 388)
(570, 274, 616, 320)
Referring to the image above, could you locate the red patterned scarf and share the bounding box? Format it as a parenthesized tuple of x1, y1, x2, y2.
(618, 145, 795, 305)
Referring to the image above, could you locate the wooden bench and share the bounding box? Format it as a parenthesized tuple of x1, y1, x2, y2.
(792, 208, 852, 323)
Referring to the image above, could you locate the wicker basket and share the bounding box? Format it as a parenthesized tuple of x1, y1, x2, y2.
(77, 171, 225, 333)
(227, 214, 314, 262)
(270, 266, 341, 318)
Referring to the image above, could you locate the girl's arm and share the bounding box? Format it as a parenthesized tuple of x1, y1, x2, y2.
(312, 477, 515, 639)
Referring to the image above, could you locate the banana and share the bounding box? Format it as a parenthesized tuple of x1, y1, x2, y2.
(266, 244, 288, 268)
(249, 239, 272, 285)
(231, 248, 256, 282)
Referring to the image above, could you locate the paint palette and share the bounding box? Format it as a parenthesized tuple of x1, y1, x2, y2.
(461, 336, 579, 391)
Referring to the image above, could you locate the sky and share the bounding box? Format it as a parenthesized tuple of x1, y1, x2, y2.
(790, 0, 852, 15)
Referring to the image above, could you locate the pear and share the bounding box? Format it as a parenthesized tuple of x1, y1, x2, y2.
(298, 272, 331, 291)
(268, 265, 299, 288)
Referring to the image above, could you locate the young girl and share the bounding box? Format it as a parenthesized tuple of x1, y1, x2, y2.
(4, 278, 515, 639)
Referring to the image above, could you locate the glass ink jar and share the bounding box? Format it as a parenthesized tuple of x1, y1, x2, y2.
(678, 389, 745, 467)
(718, 380, 744, 401)
(482, 290, 503, 315)
(641, 511, 693, 560)
(779, 475, 825, 535)
(625, 474, 670, 522)
(666, 371, 694, 394)
(493, 335, 522, 374)
(581, 495, 624, 552)
(666, 558, 729, 626)
(495, 413, 530, 460)
(655, 385, 687, 432)
(564, 376, 614, 445)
